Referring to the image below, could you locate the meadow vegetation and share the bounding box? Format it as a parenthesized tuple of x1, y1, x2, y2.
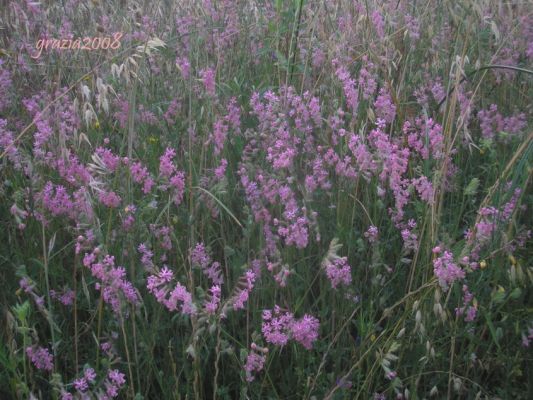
(0, 0, 532, 398)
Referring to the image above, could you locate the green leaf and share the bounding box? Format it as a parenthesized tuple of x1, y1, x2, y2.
(484, 313, 501, 351)
(13, 301, 30, 323)
(509, 287, 522, 299)
(464, 178, 480, 196)
(276, 0, 283, 13)
(239, 348, 248, 363)
(275, 50, 289, 71)
(491, 289, 506, 304)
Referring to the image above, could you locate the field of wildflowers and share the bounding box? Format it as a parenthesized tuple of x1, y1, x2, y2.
(0, 0, 532, 399)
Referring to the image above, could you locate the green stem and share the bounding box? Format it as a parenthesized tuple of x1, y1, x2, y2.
(41, 223, 56, 371)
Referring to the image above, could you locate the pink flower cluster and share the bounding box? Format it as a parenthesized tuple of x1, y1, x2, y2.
(26, 346, 53, 371)
(412, 176, 435, 205)
(262, 305, 320, 350)
(467, 187, 522, 247)
(209, 97, 241, 155)
(200, 67, 216, 97)
(364, 225, 379, 243)
(477, 104, 526, 141)
(158, 147, 186, 206)
(214, 158, 228, 180)
(82, 249, 139, 314)
(432, 248, 465, 291)
(61, 368, 126, 400)
(49, 151, 91, 187)
(244, 343, 268, 382)
(0, 118, 22, 170)
(521, 326, 533, 348)
(266, 260, 292, 287)
(455, 285, 477, 322)
(159, 147, 177, 177)
(98, 190, 121, 208)
(147, 266, 196, 315)
(0, 60, 13, 112)
(231, 269, 257, 311)
(19, 277, 45, 308)
(36, 182, 94, 225)
(332, 58, 359, 113)
(95, 147, 120, 172)
(138, 243, 154, 270)
(324, 257, 352, 289)
(40, 182, 76, 218)
(130, 160, 155, 194)
(204, 285, 221, 314)
(373, 88, 396, 124)
(358, 56, 377, 100)
(71, 367, 96, 394)
(122, 204, 136, 230)
(368, 120, 412, 223)
(163, 98, 181, 124)
(150, 224, 172, 251)
(49, 288, 75, 306)
(405, 117, 444, 160)
(190, 242, 223, 285)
